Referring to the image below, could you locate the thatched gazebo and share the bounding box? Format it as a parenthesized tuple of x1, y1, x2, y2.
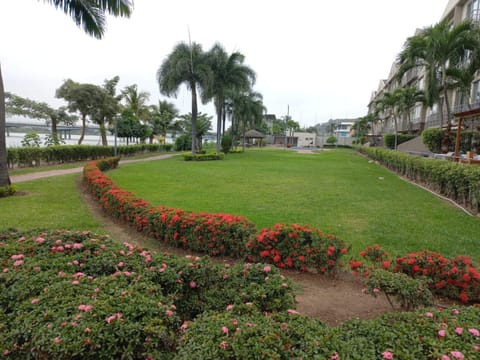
(244, 129, 265, 147)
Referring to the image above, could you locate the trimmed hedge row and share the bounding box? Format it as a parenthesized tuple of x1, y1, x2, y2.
(358, 146, 480, 214)
(182, 152, 225, 161)
(384, 133, 416, 149)
(83, 158, 348, 272)
(7, 144, 173, 168)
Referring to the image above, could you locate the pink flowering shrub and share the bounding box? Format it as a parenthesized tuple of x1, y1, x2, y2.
(0, 230, 296, 358)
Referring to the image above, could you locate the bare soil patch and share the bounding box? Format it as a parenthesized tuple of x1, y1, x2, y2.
(77, 177, 394, 326)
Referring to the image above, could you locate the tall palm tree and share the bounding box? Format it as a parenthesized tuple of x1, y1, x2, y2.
(398, 20, 480, 133)
(157, 42, 213, 155)
(206, 43, 256, 154)
(0, 0, 133, 187)
(121, 84, 150, 122)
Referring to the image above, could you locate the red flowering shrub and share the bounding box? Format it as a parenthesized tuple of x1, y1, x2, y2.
(245, 223, 348, 274)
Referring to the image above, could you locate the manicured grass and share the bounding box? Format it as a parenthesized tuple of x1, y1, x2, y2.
(107, 148, 480, 261)
(0, 174, 104, 233)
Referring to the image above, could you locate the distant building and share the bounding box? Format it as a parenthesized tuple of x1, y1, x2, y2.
(293, 132, 316, 147)
(334, 122, 354, 138)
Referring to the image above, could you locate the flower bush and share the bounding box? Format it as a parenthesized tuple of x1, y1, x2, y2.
(365, 268, 433, 310)
(0, 229, 296, 358)
(246, 223, 349, 273)
(176, 303, 480, 359)
(84, 159, 349, 270)
(352, 245, 480, 303)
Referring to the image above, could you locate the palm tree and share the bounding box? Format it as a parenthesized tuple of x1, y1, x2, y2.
(0, 0, 133, 187)
(397, 87, 425, 133)
(376, 89, 403, 150)
(121, 84, 150, 123)
(232, 91, 265, 151)
(157, 42, 213, 155)
(398, 20, 480, 135)
(206, 43, 256, 154)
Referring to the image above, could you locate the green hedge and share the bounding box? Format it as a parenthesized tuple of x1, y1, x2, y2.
(7, 144, 173, 168)
(182, 152, 225, 161)
(358, 146, 480, 214)
(384, 134, 416, 149)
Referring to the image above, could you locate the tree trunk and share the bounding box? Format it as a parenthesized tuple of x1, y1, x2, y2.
(100, 119, 108, 146)
(191, 83, 197, 156)
(78, 113, 86, 144)
(0, 64, 11, 186)
(242, 117, 246, 152)
(51, 115, 59, 144)
(215, 97, 222, 154)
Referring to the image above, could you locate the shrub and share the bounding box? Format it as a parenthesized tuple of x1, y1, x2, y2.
(384, 133, 416, 149)
(246, 223, 349, 274)
(365, 269, 433, 310)
(0, 185, 17, 198)
(182, 152, 224, 161)
(221, 135, 233, 154)
(326, 136, 337, 144)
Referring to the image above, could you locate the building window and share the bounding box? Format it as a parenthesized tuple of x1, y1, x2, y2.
(472, 81, 480, 106)
(468, 0, 480, 21)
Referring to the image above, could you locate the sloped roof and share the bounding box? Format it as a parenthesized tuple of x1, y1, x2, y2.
(244, 129, 265, 138)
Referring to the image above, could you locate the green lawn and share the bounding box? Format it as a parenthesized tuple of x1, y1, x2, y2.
(0, 174, 104, 233)
(107, 148, 480, 261)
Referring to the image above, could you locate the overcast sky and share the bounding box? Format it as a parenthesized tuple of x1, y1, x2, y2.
(1, 0, 448, 127)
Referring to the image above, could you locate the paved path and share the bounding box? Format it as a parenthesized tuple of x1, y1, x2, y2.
(10, 154, 177, 183)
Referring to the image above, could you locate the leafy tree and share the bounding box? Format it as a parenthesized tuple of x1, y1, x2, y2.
(397, 87, 425, 133)
(150, 100, 181, 141)
(56, 80, 99, 144)
(157, 42, 213, 155)
(206, 43, 256, 154)
(5, 92, 76, 144)
(398, 20, 480, 149)
(0, 0, 133, 187)
(117, 109, 150, 145)
(21, 131, 42, 147)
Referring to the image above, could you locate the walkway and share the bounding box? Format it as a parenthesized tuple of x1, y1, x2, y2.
(10, 154, 177, 183)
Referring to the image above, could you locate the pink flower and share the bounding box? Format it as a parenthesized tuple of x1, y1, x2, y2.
(18, 236, 25, 242)
(382, 351, 393, 359)
(3, 268, 9, 273)
(226, 304, 234, 311)
(31, 298, 40, 304)
(450, 351, 464, 359)
(473, 345, 479, 351)
(287, 309, 299, 314)
(220, 340, 229, 349)
(438, 330, 446, 338)
(13, 260, 23, 267)
(11, 254, 24, 260)
(84, 327, 92, 333)
(245, 322, 253, 327)
(72, 272, 85, 278)
(165, 310, 174, 317)
(73, 243, 83, 250)
(34, 237, 45, 244)
(373, 288, 380, 294)
(425, 312, 434, 318)
(106, 313, 122, 323)
(455, 327, 463, 335)
(222, 326, 229, 335)
(263, 265, 271, 272)
(180, 321, 189, 332)
(189, 281, 197, 289)
(441, 355, 450, 360)
(331, 352, 339, 360)
(71, 280, 80, 285)
(53, 337, 61, 344)
(78, 304, 93, 312)
(452, 308, 460, 315)
(469, 328, 479, 337)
